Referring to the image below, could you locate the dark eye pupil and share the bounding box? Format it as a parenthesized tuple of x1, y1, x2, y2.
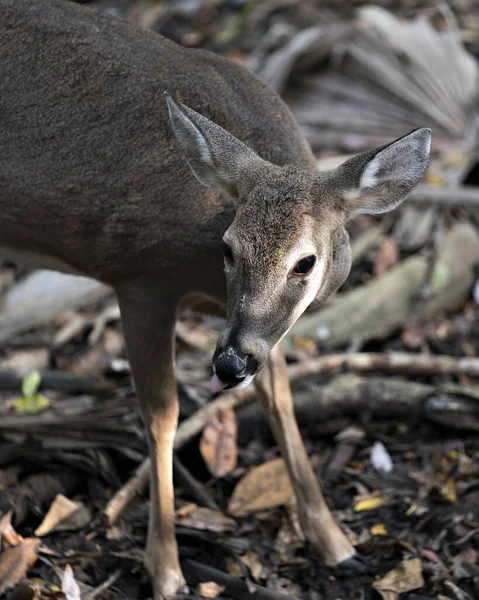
(221, 241, 234, 264)
(294, 255, 316, 275)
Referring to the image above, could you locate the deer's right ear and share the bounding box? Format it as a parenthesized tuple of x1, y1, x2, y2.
(164, 92, 262, 198)
(332, 128, 431, 218)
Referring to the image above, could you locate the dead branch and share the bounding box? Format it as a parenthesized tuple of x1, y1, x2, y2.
(103, 458, 150, 525)
(0, 369, 114, 395)
(287, 352, 479, 380)
(408, 184, 479, 207)
(237, 374, 479, 443)
(173, 455, 220, 512)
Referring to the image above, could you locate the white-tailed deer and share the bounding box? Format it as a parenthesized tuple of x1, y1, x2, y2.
(0, 1, 431, 597)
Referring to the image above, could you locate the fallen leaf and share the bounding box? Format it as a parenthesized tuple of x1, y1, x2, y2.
(0, 511, 22, 547)
(241, 551, 263, 581)
(453, 547, 478, 565)
(373, 237, 398, 277)
(370, 441, 393, 473)
(353, 494, 385, 512)
(197, 581, 225, 598)
(176, 506, 236, 533)
(225, 557, 244, 578)
(35, 494, 91, 536)
(439, 477, 457, 504)
(200, 408, 238, 478)
(228, 458, 293, 517)
(176, 503, 198, 518)
(370, 523, 387, 536)
(372, 558, 424, 600)
(61, 565, 81, 600)
(0, 538, 39, 594)
(420, 548, 447, 569)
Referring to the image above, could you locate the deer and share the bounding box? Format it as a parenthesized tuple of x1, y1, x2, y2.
(0, 0, 431, 597)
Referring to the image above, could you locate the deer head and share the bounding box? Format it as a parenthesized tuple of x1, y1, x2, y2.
(165, 93, 431, 392)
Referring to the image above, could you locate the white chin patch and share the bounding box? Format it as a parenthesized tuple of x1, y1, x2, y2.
(230, 374, 255, 391)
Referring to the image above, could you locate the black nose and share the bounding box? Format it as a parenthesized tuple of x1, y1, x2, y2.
(215, 352, 246, 384)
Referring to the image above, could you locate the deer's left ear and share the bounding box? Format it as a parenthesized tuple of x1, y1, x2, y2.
(164, 92, 268, 200)
(333, 128, 431, 217)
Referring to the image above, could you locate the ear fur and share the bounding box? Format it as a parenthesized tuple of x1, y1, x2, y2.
(333, 128, 431, 217)
(164, 92, 265, 198)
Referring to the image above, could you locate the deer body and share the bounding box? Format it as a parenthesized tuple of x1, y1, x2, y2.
(0, 0, 313, 285)
(1, 1, 431, 598)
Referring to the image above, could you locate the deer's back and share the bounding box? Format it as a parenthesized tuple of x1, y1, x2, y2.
(0, 0, 315, 283)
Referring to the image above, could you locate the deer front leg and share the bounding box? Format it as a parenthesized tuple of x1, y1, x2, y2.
(254, 343, 355, 566)
(117, 285, 186, 600)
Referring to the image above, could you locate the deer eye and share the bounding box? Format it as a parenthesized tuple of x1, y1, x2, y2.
(221, 241, 234, 265)
(293, 255, 316, 276)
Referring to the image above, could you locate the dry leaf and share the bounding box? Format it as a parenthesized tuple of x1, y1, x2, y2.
(176, 503, 198, 518)
(0, 511, 22, 547)
(176, 506, 236, 533)
(197, 581, 225, 598)
(200, 408, 238, 478)
(225, 557, 244, 578)
(35, 494, 91, 536)
(61, 565, 81, 600)
(241, 551, 263, 581)
(373, 237, 398, 277)
(228, 458, 293, 517)
(0, 538, 39, 594)
(353, 494, 385, 512)
(370, 523, 388, 536)
(439, 477, 457, 504)
(372, 558, 424, 600)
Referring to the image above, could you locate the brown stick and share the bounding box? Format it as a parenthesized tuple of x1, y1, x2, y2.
(287, 352, 479, 380)
(409, 184, 479, 207)
(104, 458, 151, 525)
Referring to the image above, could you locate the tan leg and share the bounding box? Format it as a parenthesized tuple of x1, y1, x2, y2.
(117, 284, 186, 600)
(255, 343, 354, 565)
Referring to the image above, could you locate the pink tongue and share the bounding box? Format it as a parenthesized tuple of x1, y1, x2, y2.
(210, 374, 228, 394)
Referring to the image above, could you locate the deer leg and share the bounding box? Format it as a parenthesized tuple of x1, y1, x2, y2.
(117, 285, 186, 600)
(254, 343, 355, 566)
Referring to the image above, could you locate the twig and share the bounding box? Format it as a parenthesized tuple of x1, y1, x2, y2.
(84, 569, 122, 600)
(0, 369, 114, 394)
(173, 455, 220, 512)
(409, 184, 479, 206)
(182, 558, 297, 600)
(286, 352, 479, 380)
(104, 458, 150, 525)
